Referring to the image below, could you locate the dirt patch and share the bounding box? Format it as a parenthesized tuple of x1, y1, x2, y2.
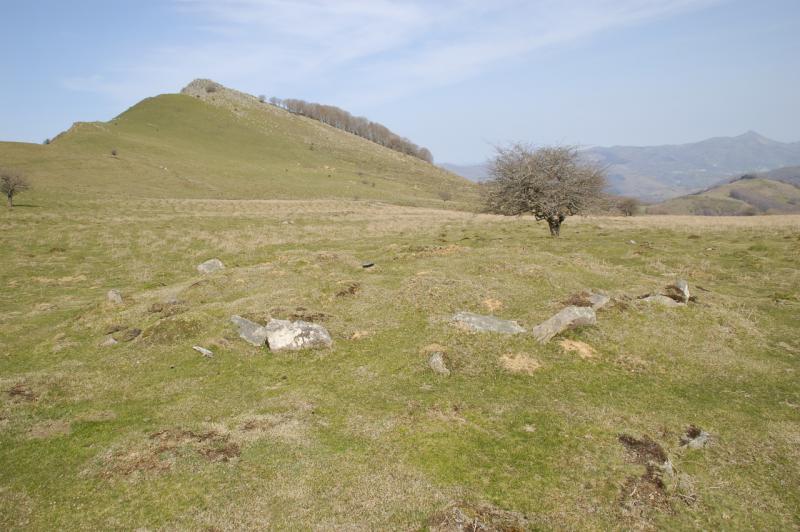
(559, 339, 598, 359)
(481, 298, 504, 312)
(148, 301, 187, 317)
(619, 434, 668, 464)
(500, 353, 541, 375)
(562, 291, 594, 307)
(429, 502, 529, 531)
(28, 419, 71, 439)
(335, 282, 361, 297)
(7, 383, 37, 402)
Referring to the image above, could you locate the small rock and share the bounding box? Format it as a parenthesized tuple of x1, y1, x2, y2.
(428, 352, 450, 376)
(642, 294, 684, 307)
(628, 240, 637, 245)
(587, 293, 611, 310)
(665, 279, 690, 303)
(107, 289, 123, 305)
(192, 345, 214, 358)
(230, 315, 269, 347)
(531, 306, 596, 343)
(265, 319, 333, 352)
(197, 258, 225, 274)
(361, 261, 375, 269)
(451, 312, 525, 334)
(681, 426, 711, 449)
(99, 336, 118, 347)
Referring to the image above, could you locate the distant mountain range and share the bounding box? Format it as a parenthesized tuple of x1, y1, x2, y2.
(442, 132, 800, 201)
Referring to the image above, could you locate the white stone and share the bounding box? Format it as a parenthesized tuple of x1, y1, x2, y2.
(197, 258, 225, 274)
(265, 319, 333, 352)
(531, 306, 597, 343)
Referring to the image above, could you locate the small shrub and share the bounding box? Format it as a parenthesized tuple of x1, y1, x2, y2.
(438, 191, 453, 202)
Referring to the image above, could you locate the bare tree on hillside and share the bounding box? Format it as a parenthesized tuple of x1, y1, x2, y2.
(485, 144, 606, 237)
(1, 169, 31, 208)
(617, 197, 640, 216)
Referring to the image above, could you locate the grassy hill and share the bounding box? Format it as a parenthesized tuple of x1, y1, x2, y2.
(0, 79, 477, 208)
(648, 175, 800, 215)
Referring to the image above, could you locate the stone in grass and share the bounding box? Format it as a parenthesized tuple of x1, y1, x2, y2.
(428, 352, 450, 376)
(642, 294, 684, 307)
(192, 345, 214, 358)
(450, 312, 525, 334)
(531, 306, 596, 343)
(587, 293, 611, 310)
(665, 279, 691, 303)
(230, 315, 269, 347)
(114, 328, 141, 342)
(265, 319, 333, 352)
(99, 336, 118, 347)
(197, 258, 225, 274)
(681, 425, 711, 449)
(107, 289, 123, 305)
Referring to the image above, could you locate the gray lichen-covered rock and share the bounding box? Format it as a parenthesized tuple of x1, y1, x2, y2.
(265, 319, 333, 352)
(531, 306, 596, 343)
(665, 279, 690, 303)
(642, 294, 684, 307)
(681, 426, 711, 449)
(450, 312, 525, 334)
(230, 315, 269, 346)
(428, 352, 450, 376)
(587, 293, 611, 310)
(197, 258, 225, 274)
(107, 289, 123, 305)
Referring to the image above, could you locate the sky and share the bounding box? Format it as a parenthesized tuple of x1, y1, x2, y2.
(1, 0, 799, 163)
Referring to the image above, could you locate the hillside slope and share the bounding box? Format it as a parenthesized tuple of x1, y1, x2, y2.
(648, 175, 800, 215)
(0, 80, 477, 207)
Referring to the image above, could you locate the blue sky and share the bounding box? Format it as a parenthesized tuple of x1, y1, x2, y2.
(1, 0, 798, 163)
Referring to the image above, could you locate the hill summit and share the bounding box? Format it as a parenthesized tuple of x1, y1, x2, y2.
(0, 79, 477, 206)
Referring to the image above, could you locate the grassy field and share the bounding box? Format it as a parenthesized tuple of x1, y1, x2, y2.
(1, 192, 799, 529)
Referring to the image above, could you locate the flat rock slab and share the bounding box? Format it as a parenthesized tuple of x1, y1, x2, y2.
(451, 312, 525, 334)
(230, 315, 269, 346)
(192, 345, 214, 358)
(532, 306, 596, 343)
(587, 293, 611, 310)
(642, 294, 684, 307)
(265, 319, 333, 352)
(197, 258, 225, 274)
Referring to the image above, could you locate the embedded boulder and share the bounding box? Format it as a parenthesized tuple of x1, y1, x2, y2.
(265, 319, 333, 352)
(428, 352, 450, 376)
(450, 312, 525, 334)
(665, 279, 690, 303)
(531, 306, 596, 343)
(197, 258, 225, 274)
(107, 289, 123, 305)
(230, 315, 269, 347)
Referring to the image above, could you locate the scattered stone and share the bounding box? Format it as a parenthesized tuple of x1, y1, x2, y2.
(665, 279, 690, 303)
(192, 346, 214, 358)
(99, 336, 118, 347)
(628, 240, 637, 245)
(531, 306, 596, 343)
(428, 352, 450, 376)
(680, 425, 711, 449)
(349, 330, 370, 340)
(500, 353, 541, 375)
(361, 261, 375, 269)
(559, 339, 597, 359)
(230, 315, 269, 347)
(114, 328, 141, 342)
(197, 258, 224, 274)
(587, 292, 611, 310)
(451, 312, 525, 334)
(106, 289, 123, 305)
(642, 294, 683, 307)
(264, 319, 333, 352)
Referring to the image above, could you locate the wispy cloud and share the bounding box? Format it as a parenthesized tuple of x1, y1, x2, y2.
(62, 0, 722, 106)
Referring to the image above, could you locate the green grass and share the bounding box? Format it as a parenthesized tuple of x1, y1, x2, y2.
(649, 178, 800, 215)
(1, 191, 799, 529)
(0, 87, 478, 208)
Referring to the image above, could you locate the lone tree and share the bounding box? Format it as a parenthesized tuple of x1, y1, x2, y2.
(617, 196, 640, 216)
(1, 169, 30, 208)
(485, 144, 606, 236)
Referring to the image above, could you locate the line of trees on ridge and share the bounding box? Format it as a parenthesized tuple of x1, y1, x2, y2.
(266, 97, 433, 163)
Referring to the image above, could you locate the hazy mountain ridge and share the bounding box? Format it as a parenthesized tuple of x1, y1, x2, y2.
(442, 132, 800, 201)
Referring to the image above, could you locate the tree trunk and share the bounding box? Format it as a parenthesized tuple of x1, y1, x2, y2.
(547, 217, 561, 237)
(6, 194, 12, 209)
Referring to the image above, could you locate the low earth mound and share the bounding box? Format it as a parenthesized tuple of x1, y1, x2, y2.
(0, 79, 477, 207)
